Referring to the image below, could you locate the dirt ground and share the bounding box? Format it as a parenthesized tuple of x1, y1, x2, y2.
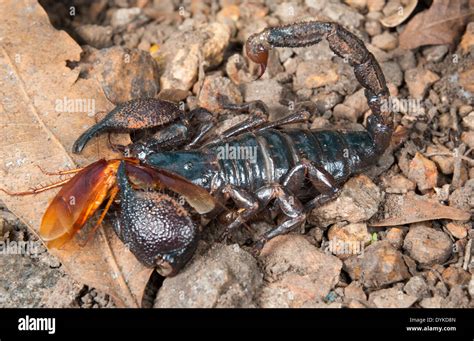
(0, 0, 473, 308)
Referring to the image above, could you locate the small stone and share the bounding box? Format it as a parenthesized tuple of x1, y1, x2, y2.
(160, 22, 231, 91)
(333, 104, 357, 122)
(197, 75, 242, 112)
(359, 241, 410, 288)
(385, 227, 406, 249)
(419, 295, 443, 308)
(365, 20, 382, 36)
(459, 69, 474, 93)
(382, 174, 416, 194)
(110, 7, 142, 28)
(443, 286, 470, 308)
(308, 175, 382, 227)
(367, 0, 385, 12)
(460, 22, 474, 53)
(344, 0, 367, 10)
(463, 112, 474, 131)
(225, 54, 252, 85)
(368, 287, 417, 308)
(344, 281, 367, 302)
(403, 224, 453, 266)
(398, 50, 417, 71)
(407, 152, 438, 191)
(243, 79, 283, 111)
(445, 222, 468, 239)
(442, 267, 472, 288)
(381, 61, 403, 87)
(342, 88, 370, 119)
(404, 276, 429, 299)
(312, 92, 343, 112)
(155, 243, 262, 308)
(405, 68, 440, 99)
(468, 276, 474, 297)
(328, 223, 371, 259)
(258, 235, 342, 308)
(294, 60, 339, 90)
(422, 45, 449, 63)
(459, 105, 473, 117)
(449, 179, 474, 212)
(461, 132, 474, 149)
(372, 32, 398, 51)
(75, 25, 113, 49)
(426, 145, 454, 175)
(81, 46, 159, 103)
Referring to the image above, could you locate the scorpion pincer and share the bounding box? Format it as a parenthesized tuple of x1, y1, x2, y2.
(8, 21, 393, 276)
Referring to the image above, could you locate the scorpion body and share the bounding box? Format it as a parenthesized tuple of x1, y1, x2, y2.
(7, 21, 393, 276)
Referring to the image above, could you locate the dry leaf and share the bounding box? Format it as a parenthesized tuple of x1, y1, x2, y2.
(399, 0, 474, 50)
(380, 0, 418, 28)
(0, 0, 153, 307)
(370, 193, 471, 227)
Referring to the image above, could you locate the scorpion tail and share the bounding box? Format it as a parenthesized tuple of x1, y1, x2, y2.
(246, 21, 393, 154)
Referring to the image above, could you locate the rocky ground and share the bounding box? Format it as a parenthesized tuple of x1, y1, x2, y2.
(1, 0, 473, 308)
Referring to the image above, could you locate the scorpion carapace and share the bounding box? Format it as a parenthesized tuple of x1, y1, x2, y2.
(20, 158, 216, 275)
(6, 21, 393, 276)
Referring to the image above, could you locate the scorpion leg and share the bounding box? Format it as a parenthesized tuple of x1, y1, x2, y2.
(218, 185, 260, 240)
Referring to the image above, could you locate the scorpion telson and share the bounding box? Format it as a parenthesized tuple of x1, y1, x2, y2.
(6, 21, 393, 276)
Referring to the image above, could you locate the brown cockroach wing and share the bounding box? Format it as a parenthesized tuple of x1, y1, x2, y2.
(40, 159, 120, 247)
(124, 163, 216, 214)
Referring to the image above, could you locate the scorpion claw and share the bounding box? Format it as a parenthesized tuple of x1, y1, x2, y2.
(245, 33, 270, 79)
(114, 161, 199, 276)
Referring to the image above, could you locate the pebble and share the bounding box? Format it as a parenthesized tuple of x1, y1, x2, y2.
(75, 25, 113, 49)
(398, 50, 416, 71)
(384, 227, 406, 249)
(110, 7, 142, 28)
(449, 179, 474, 212)
(81, 46, 159, 103)
(368, 287, 417, 308)
(160, 22, 231, 91)
(461, 132, 474, 149)
(405, 68, 440, 99)
(155, 243, 263, 308)
(367, 0, 385, 12)
(308, 175, 382, 227)
(327, 223, 371, 259)
(459, 69, 474, 93)
(343, 281, 367, 303)
(313, 92, 343, 113)
(463, 112, 474, 131)
(197, 75, 242, 112)
(365, 19, 382, 37)
(294, 60, 339, 90)
(403, 223, 453, 266)
(445, 222, 468, 239)
(381, 61, 403, 87)
(423, 45, 449, 63)
(419, 296, 443, 308)
(225, 54, 252, 85)
(258, 235, 342, 308)
(442, 267, 472, 288)
(407, 152, 439, 191)
(359, 241, 410, 288)
(460, 22, 474, 53)
(426, 145, 454, 175)
(404, 276, 429, 299)
(381, 173, 416, 194)
(372, 31, 398, 51)
(243, 79, 283, 111)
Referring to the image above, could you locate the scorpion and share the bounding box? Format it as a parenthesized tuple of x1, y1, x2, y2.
(6, 21, 392, 277)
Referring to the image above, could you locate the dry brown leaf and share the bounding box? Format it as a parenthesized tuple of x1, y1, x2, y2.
(380, 0, 418, 28)
(0, 0, 153, 307)
(370, 193, 471, 227)
(399, 0, 474, 50)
